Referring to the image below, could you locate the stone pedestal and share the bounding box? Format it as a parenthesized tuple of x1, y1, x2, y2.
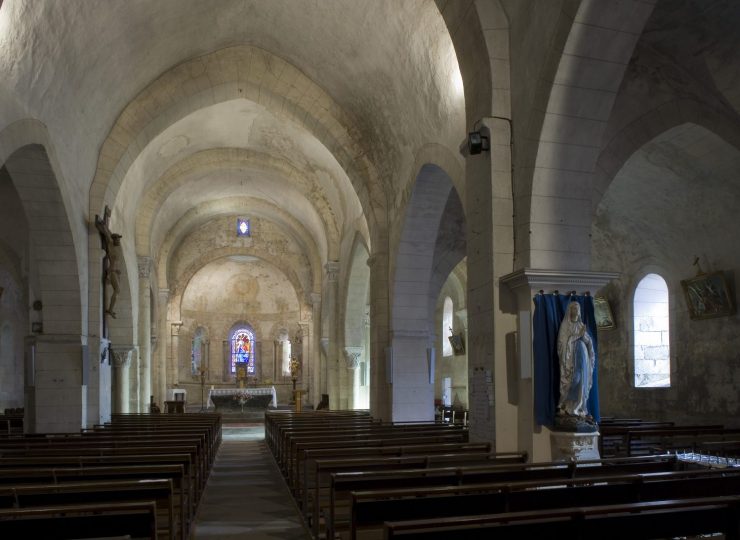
(550, 430, 601, 461)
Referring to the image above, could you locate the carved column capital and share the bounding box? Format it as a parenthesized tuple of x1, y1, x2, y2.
(324, 261, 340, 282)
(171, 321, 183, 336)
(111, 346, 135, 369)
(309, 292, 322, 306)
(137, 256, 153, 279)
(344, 347, 363, 370)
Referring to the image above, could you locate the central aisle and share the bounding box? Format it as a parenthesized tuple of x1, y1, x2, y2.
(193, 424, 310, 539)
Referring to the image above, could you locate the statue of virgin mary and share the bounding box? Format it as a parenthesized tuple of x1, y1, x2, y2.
(557, 301, 596, 419)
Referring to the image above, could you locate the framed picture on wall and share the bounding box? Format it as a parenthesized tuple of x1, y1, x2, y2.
(681, 271, 735, 320)
(594, 296, 616, 330)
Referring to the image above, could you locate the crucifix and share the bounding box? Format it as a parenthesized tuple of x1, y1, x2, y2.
(95, 206, 122, 336)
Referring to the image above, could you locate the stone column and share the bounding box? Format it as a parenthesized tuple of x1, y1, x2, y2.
(137, 257, 152, 410)
(170, 321, 183, 387)
(323, 262, 340, 409)
(24, 334, 86, 433)
(157, 289, 169, 407)
(128, 348, 140, 412)
(111, 345, 134, 413)
(299, 321, 310, 404)
(466, 117, 517, 445)
(500, 269, 618, 461)
(344, 346, 363, 410)
(309, 293, 321, 408)
(367, 252, 391, 420)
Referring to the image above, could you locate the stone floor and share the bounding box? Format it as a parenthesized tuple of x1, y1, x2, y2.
(192, 424, 310, 539)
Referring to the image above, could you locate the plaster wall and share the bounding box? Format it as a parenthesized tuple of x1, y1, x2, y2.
(178, 256, 301, 405)
(592, 124, 740, 427)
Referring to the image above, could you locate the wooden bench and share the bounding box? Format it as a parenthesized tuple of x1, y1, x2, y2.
(382, 496, 740, 540)
(0, 463, 189, 538)
(283, 430, 468, 487)
(313, 451, 526, 539)
(0, 501, 158, 539)
(0, 479, 176, 540)
(325, 453, 678, 539)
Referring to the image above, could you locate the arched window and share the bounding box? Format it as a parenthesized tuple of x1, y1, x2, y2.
(229, 326, 256, 375)
(191, 327, 206, 376)
(634, 274, 670, 388)
(442, 296, 453, 357)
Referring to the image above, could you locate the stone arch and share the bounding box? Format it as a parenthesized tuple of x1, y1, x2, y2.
(134, 147, 340, 261)
(89, 45, 386, 242)
(170, 248, 305, 319)
(157, 197, 322, 294)
(400, 143, 465, 212)
(343, 234, 370, 348)
(593, 101, 740, 212)
(3, 143, 82, 336)
(342, 235, 371, 410)
(388, 163, 457, 422)
(523, 2, 655, 270)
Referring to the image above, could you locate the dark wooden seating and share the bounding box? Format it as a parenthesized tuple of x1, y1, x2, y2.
(382, 496, 740, 540)
(0, 501, 158, 539)
(349, 466, 740, 540)
(0, 479, 176, 540)
(0, 412, 221, 539)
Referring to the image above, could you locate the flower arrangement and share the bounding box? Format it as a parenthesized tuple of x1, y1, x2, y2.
(233, 391, 253, 411)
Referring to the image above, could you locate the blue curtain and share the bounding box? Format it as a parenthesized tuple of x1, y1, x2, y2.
(533, 294, 599, 426)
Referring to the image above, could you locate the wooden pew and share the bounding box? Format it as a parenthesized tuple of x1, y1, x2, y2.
(351, 467, 740, 540)
(0, 444, 204, 499)
(382, 496, 740, 540)
(599, 423, 722, 457)
(0, 463, 189, 538)
(280, 424, 460, 472)
(0, 479, 176, 540)
(282, 428, 468, 480)
(0, 501, 158, 539)
(327, 454, 679, 539)
(313, 451, 526, 539)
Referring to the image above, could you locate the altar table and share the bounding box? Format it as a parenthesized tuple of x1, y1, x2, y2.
(207, 386, 277, 408)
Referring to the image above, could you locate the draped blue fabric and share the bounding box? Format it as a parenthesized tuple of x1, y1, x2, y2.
(533, 294, 599, 426)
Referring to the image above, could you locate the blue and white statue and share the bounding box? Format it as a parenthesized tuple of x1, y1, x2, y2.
(557, 302, 595, 420)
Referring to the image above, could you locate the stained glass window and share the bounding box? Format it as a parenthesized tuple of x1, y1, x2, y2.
(230, 327, 256, 374)
(191, 327, 205, 376)
(236, 218, 250, 237)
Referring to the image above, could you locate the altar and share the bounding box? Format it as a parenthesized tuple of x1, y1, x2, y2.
(207, 387, 277, 409)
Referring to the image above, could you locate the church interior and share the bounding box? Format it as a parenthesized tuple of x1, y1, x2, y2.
(0, 0, 739, 537)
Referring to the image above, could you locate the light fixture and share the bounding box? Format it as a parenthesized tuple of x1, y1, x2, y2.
(467, 131, 490, 155)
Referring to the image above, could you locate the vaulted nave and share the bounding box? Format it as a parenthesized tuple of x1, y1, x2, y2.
(0, 0, 739, 537)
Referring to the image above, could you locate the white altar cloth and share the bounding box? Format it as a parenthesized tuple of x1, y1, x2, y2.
(207, 386, 277, 408)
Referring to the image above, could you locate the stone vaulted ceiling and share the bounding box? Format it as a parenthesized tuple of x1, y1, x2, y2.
(0, 0, 465, 299)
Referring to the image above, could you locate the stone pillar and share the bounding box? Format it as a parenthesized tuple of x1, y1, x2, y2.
(170, 322, 183, 386)
(367, 252, 390, 420)
(465, 117, 519, 446)
(111, 345, 134, 413)
(500, 269, 618, 461)
(24, 334, 86, 433)
(157, 289, 169, 407)
(309, 293, 321, 408)
(323, 261, 340, 409)
(137, 257, 152, 410)
(299, 321, 310, 404)
(128, 348, 140, 412)
(344, 346, 363, 410)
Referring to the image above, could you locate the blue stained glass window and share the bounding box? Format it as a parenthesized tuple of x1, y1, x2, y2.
(230, 327, 255, 374)
(236, 218, 250, 237)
